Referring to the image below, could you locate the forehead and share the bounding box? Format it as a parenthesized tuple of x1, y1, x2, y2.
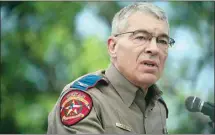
(126, 11, 169, 35)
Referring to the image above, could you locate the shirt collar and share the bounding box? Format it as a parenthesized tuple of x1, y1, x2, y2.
(105, 64, 145, 107)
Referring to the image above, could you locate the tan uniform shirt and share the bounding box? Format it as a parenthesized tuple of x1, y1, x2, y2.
(47, 64, 168, 134)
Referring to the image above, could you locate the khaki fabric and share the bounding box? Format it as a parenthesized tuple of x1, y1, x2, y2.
(47, 64, 168, 134)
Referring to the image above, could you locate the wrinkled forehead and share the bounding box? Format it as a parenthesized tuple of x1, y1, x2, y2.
(126, 11, 169, 36)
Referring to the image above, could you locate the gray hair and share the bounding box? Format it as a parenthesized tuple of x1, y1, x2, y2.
(111, 2, 169, 35)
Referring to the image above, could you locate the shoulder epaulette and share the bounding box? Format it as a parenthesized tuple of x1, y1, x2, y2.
(70, 74, 105, 91)
(60, 74, 106, 98)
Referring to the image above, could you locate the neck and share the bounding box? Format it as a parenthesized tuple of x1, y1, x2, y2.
(112, 62, 151, 91)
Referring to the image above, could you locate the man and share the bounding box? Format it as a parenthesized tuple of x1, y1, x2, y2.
(47, 2, 175, 134)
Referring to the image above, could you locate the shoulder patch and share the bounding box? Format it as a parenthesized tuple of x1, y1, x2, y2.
(70, 74, 105, 91)
(158, 97, 169, 118)
(60, 90, 93, 126)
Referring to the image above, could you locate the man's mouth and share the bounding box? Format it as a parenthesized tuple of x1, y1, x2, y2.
(144, 63, 155, 67)
(141, 60, 158, 68)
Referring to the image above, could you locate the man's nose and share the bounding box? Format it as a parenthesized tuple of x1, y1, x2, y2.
(145, 37, 159, 55)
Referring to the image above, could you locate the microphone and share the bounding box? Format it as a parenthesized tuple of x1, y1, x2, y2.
(185, 96, 214, 122)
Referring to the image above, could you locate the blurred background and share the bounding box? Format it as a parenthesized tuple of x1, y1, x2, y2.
(0, 1, 214, 134)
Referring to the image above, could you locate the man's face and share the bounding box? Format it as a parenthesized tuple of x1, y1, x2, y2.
(108, 12, 169, 90)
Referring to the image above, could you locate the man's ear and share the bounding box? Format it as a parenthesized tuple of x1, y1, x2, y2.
(107, 36, 117, 58)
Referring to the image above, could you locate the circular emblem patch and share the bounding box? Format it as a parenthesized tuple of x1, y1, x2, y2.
(60, 90, 93, 126)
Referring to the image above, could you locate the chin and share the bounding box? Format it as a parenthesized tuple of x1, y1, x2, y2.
(136, 73, 158, 85)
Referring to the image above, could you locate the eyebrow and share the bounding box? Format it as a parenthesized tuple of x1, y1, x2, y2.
(158, 33, 170, 39)
(135, 29, 169, 38)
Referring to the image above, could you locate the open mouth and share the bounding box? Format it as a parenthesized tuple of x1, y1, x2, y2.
(144, 63, 155, 67)
(141, 60, 158, 68)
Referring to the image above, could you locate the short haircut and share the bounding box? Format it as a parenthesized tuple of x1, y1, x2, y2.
(111, 2, 169, 35)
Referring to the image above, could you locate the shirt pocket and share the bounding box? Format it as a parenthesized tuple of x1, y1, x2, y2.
(105, 125, 132, 134)
(151, 126, 168, 134)
(103, 109, 134, 134)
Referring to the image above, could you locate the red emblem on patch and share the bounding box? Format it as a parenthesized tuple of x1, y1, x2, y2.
(60, 90, 93, 126)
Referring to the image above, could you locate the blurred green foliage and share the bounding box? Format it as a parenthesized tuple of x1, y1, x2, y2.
(1, 1, 214, 134)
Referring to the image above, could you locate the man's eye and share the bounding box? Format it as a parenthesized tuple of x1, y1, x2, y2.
(158, 40, 168, 45)
(135, 36, 147, 40)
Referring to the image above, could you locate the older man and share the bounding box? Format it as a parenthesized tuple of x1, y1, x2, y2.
(47, 2, 175, 134)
